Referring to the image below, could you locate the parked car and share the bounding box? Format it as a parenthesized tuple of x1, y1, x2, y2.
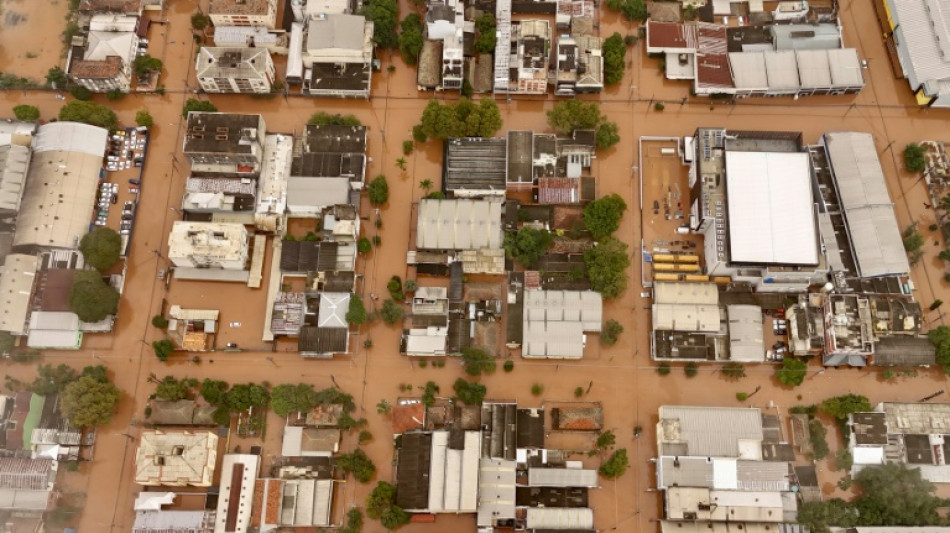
(129, 179, 140, 185)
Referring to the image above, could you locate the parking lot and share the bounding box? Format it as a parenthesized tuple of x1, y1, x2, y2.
(97, 127, 148, 255)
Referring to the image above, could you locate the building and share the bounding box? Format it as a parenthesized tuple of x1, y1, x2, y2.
(280, 426, 341, 457)
(301, 14, 374, 98)
(253, 465, 334, 530)
(167, 222, 249, 274)
(288, 124, 368, 216)
(183, 113, 266, 175)
(209, 0, 278, 28)
(403, 286, 450, 356)
(134, 430, 218, 487)
(13, 123, 107, 253)
(418, 0, 467, 91)
(0, 254, 39, 335)
(554, 17, 603, 95)
(395, 431, 481, 513)
(212, 26, 289, 54)
(213, 454, 259, 533)
(196, 47, 275, 94)
(67, 14, 139, 92)
(656, 406, 800, 530)
(879, 0, 950, 107)
(299, 292, 351, 358)
(442, 138, 509, 198)
(133, 510, 216, 533)
(646, 20, 864, 98)
(416, 199, 503, 251)
(687, 128, 829, 292)
(166, 306, 219, 351)
(521, 290, 602, 359)
(0, 124, 34, 263)
(0, 458, 56, 513)
(849, 403, 950, 483)
(495, 20, 551, 94)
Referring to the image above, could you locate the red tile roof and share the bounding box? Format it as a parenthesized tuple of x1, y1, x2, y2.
(392, 402, 425, 435)
(647, 21, 697, 50)
(538, 177, 580, 205)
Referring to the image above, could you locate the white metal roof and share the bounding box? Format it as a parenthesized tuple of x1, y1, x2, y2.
(213, 454, 258, 533)
(762, 50, 801, 90)
(729, 52, 768, 90)
(725, 150, 818, 265)
(522, 290, 602, 359)
(652, 303, 721, 332)
(827, 48, 864, 87)
(851, 446, 885, 465)
(823, 132, 910, 277)
(654, 282, 718, 306)
(416, 199, 503, 250)
(426, 430, 479, 513)
(317, 292, 349, 329)
(658, 406, 764, 458)
(528, 467, 599, 488)
(477, 458, 516, 527)
(0, 254, 38, 335)
(526, 507, 594, 529)
(888, 0, 950, 94)
(727, 304, 764, 362)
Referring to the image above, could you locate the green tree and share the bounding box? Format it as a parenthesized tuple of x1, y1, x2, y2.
(106, 89, 126, 101)
(376, 399, 392, 414)
(337, 449, 377, 483)
(809, 419, 830, 460)
(45, 66, 68, 88)
(81, 364, 109, 383)
(599, 448, 629, 479)
(307, 112, 361, 126)
(313, 386, 356, 411)
(596, 430, 616, 450)
(357, 237, 372, 254)
(346, 295, 369, 325)
(269, 383, 318, 417)
(721, 362, 746, 379)
(584, 237, 630, 298)
(155, 376, 197, 402)
(366, 481, 409, 529)
(531, 382, 544, 396)
(69, 85, 92, 101)
(474, 13, 497, 53)
(603, 32, 626, 85)
(419, 179, 432, 192)
(854, 462, 942, 525)
(153, 340, 175, 361)
(13, 105, 39, 121)
(421, 381, 439, 407)
(380, 299, 404, 325)
(30, 364, 77, 396)
(368, 174, 389, 206)
(200, 379, 229, 405)
(462, 347, 496, 376)
(224, 383, 269, 411)
(387, 275, 404, 300)
(928, 325, 950, 373)
(79, 228, 121, 271)
(59, 101, 118, 130)
(0, 332, 14, 355)
(657, 362, 671, 375)
(340, 508, 364, 533)
(191, 12, 210, 31)
(453, 378, 486, 405)
(547, 100, 601, 135)
(685, 362, 699, 378)
(820, 394, 872, 422)
(68, 270, 119, 322)
(362, 0, 399, 49)
(60, 375, 120, 427)
(417, 98, 501, 140)
(904, 143, 926, 173)
(182, 98, 217, 117)
(620, 0, 648, 21)
(797, 499, 858, 533)
(151, 315, 169, 330)
(504, 227, 554, 268)
(601, 319, 624, 346)
(776, 357, 807, 387)
(596, 121, 620, 150)
(133, 54, 163, 77)
(398, 13, 424, 64)
(583, 194, 627, 240)
(836, 449, 853, 471)
(135, 110, 154, 128)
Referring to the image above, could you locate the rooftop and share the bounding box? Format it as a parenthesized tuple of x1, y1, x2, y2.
(167, 222, 248, 262)
(210, 0, 272, 15)
(888, 0, 950, 97)
(416, 199, 503, 251)
(658, 406, 764, 459)
(183, 113, 263, 156)
(443, 137, 508, 193)
(523, 290, 602, 359)
(196, 47, 272, 81)
(134, 430, 218, 487)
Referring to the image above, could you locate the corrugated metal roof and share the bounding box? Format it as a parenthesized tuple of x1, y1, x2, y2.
(416, 199, 503, 251)
(522, 290, 602, 359)
(658, 406, 764, 458)
(526, 507, 594, 529)
(729, 52, 768, 89)
(727, 304, 764, 362)
(652, 303, 721, 332)
(823, 132, 909, 277)
(763, 50, 801, 90)
(889, 0, 950, 94)
(528, 468, 598, 488)
(654, 282, 718, 305)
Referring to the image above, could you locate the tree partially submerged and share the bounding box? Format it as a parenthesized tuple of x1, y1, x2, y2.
(182, 98, 217, 117)
(362, 0, 399, 49)
(599, 448, 629, 479)
(380, 299, 404, 325)
(307, 112, 361, 126)
(461, 347, 496, 376)
(928, 325, 950, 373)
(583, 194, 627, 240)
(346, 295, 369, 326)
(366, 481, 410, 530)
(337, 448, 377, 483)
(398, 14, 424, 65)
(69, 270, 119, 322)
(904, 143, 926, 173)
(775, 357, 807, 387)
(453, 378, 486, 405)
(269, 383, 318, 417)
(417, 98, 503, 140)
(584, 237, 630, 299)
(12, 105, 39, 121)
(367, 175, 389, 206)
(59, 101, 118, 130)
(61, 374, 120, 427)
(603, 32, 626, 85)
(80, 228, 121, 271)
(601, 319, 623, 346)
(547, 100, 620, 150)
(504, 227, 554, 268)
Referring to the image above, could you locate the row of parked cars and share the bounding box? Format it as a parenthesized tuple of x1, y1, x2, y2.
(94, 182, 119, 226)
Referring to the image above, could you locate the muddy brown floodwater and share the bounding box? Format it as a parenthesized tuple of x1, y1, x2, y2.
(4, 1, 950, 533)
(0, 0, 69, 81)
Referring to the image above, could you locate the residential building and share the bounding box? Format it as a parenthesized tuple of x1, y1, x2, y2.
(209, 0, 278, 28)
(301, 14, 374, 98)
(879, 0, 950, 107)
(213, 454, 259, 533)
(520, 290, 602, 359)
(280, 426, 341, 457)
(418, 0, 467, 91)
(166, 306, 219, 351)
(78, 0, 144, 16)
(554, 17, 603, 95)
(0, 458, 56, 513)
(253, 464, 334, 530)
(167, 222, 250, 282)
(299, 292, 351, 358)
(402, 286, 449, 356)
(656, 406, 800, 530)
(196, 47, 275, 94)
(134, 430, 218, 487)
(255, 134, 293, 232)
(0, 124, 34, 261)
(147, 399, 217, 426)
(133, 510, 216, 533)
(495, 19, 551, 94)
(183, 112, 266, 175)
(645, 20, 864, 98)
(67, 14, 139, 92)
(26, 311, 82, 350)
(849, 403, 950, 483)
(13, 122, 108, 252)
(212, 26, 289, 54)
(288, 124, 368, 216)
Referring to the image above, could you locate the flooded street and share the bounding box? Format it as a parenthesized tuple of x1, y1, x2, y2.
(2, 1, 950, 532)
(0, 0, 69, 81)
